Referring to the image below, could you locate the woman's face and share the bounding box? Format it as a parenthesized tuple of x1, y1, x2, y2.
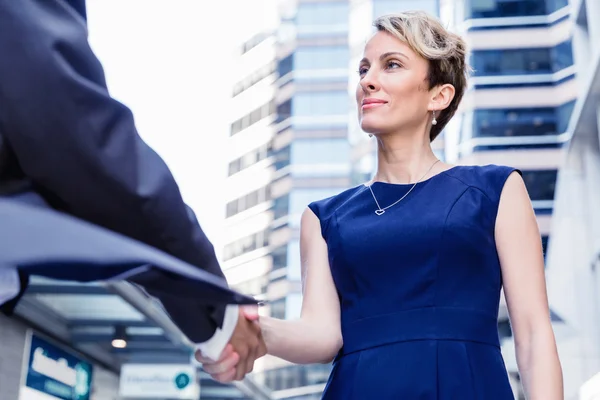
(356, 31, 434, 137)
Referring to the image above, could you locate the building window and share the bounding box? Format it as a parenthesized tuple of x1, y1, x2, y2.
(294, 46, 349, 70)
(228, 142, 272, 176)
(269, 298, 286, 320)
(555, 101, 576, 132)
(273, 146, 291, 171)
(521, 170, 557, 201)
(296, 2, 349, 26)
(272, 195, 290, 221)
(498, 319, 512, 340)
(277, 100, 292, 124)
(292, 91, 349, 116)
(278, 54, 294, 78)
(464, 0, 568, 19)
(541, 235, 549, 263)
(470, 101, 575, 139)
(471, 40, 573, 77)
(233, 61, 277, 97)
(230, 100, 275, 136)
(226, 186, 271, 218)
(223, 230, 269, 261)
(271, 245, 288, 270)
(291, 139, 350, 164)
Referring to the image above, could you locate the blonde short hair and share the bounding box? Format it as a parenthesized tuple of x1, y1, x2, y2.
(374, 11, 470, 141)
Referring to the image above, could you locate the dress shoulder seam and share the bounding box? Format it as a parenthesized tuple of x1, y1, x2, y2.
(444, 173, 493, 205)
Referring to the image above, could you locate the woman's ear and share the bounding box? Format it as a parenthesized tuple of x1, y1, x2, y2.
(428, 84, 455, 112)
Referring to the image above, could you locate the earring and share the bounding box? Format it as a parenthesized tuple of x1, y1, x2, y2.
(368, 133, 373, 137)
(432, 110, 437, 126)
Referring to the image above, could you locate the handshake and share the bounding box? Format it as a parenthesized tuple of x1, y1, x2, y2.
(195, 305, 266, 382)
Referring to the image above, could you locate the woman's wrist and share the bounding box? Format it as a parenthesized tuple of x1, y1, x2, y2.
(258, 315, 276, 354)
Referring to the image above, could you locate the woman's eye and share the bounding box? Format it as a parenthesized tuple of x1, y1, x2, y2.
(358, 67, 368, 76)
(387, 61, 402, 69)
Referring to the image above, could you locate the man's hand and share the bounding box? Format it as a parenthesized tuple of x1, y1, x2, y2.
(195, 305, 266, 382)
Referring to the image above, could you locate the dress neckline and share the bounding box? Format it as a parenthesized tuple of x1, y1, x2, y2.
(363, 165, 460, 188)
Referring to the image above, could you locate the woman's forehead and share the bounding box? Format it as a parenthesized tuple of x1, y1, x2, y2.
(362, 31, 416, 60)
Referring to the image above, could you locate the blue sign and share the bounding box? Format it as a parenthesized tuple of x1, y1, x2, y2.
(24, 334, 93, 400)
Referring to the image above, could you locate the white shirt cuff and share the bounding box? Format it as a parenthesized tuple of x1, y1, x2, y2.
(193, 304, 238, 361)
(0, 266, 21, 306)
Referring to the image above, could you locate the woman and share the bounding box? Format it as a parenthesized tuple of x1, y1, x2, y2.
(199, 11, 563, 399)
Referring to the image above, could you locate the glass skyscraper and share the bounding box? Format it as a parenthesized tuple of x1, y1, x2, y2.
(544, 0, 600, 398)
(223, 1, 352, 398)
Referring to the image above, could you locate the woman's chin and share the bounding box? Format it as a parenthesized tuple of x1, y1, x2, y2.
(361, 124, 385, 136)
(360, 119, 390, 135)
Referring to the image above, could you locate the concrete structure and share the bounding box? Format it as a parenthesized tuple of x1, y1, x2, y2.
(545, 0, 600, 398)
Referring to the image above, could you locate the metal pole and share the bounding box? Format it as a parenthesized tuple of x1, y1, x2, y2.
(104, 281, 273, 400)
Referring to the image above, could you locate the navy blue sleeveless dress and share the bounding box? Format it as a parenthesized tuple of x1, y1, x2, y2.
(308, 165, 518, 400)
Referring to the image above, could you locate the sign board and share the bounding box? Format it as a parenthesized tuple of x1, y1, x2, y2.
(19, 333, 93, 400)
(119, 364, 198, 399)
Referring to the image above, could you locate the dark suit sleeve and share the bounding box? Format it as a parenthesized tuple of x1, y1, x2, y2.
(0, 0, 227, 342)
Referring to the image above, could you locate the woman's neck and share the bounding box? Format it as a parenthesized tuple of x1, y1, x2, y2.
(372, 132, 441, 184)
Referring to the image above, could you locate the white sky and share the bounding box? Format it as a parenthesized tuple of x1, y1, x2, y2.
(86, 0, 277, 258)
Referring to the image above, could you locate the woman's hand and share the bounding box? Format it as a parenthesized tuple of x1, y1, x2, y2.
(195, 306, 265, 383)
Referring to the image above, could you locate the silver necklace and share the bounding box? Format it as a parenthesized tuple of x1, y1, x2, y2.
(366, 160, 440, 216)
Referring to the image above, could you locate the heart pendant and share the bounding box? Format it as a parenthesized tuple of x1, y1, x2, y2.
(375, 209, 385, 216)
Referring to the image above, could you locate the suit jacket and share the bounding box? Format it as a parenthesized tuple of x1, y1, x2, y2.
(0, 0, 253, 343)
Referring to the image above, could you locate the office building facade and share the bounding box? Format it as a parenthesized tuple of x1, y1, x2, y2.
(545, 0, 600, 398)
